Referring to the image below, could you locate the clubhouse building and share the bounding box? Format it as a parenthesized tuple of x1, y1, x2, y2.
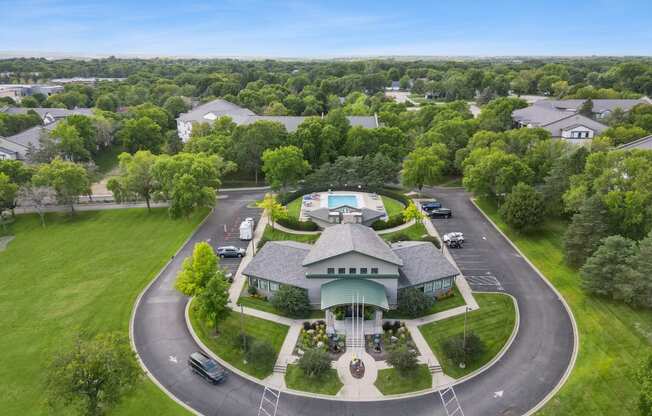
(242, 223, 458, 333)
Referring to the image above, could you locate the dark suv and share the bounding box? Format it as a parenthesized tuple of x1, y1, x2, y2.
(188, 352, 227, 384)
(421, 201, 442, 211)
(428, 207, 452, 218)
(216, 246, 246, 258)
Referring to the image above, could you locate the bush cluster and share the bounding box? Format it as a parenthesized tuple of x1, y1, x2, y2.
(442, 331, 485, 365)
(371, 213, 406, 230)
(276, 216, 319, 231)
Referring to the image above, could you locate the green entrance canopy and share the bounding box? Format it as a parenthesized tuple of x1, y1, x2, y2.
(320, 279, 389, 310)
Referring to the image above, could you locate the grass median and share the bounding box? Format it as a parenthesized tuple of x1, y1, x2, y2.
(374, 364, 432, 395)
(475, 198, 652, 416)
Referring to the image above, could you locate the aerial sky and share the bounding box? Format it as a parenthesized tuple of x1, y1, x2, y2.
(1, 0, 652, 57)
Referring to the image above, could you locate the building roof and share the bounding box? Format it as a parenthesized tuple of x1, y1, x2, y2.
(320, 278, 389, 310)
(2, 121, 58, 150)
(391, 242, 459, 288)
(177, 98, 378, 132)
(512, 104, 572, 126)
(543, 113, 607, 134)
(302, 223, 403, 266)
(618, 134, 652, 150)
(241, 241, 312, 285)
(1, 107, 93, 119)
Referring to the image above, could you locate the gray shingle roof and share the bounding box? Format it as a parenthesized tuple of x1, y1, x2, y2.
(302, 223, 402, 266)
(176, 99, 378, 132)
(391, 241, 459, 288)
(242, 241, 311, 285)
(513, 99, 650, 127)
(2, 107, 93, 119)
(618, 134, 652, 150)
(3, 121, 58, 150)
(542, 99, 649, 113)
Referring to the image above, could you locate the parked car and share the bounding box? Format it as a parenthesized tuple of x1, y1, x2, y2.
(428, 208, 452, 218)
(216, 246, 246, 258)
(421, 200, 442, 211)
(443, 232, 464, 249)
(188, 352, 227, 384)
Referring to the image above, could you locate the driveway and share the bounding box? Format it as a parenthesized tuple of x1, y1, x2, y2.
(132, 188, 575, 416)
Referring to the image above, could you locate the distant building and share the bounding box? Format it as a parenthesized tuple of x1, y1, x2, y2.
(176, 98, 379, 141)
(1, 107, 93, 125)
(512, 99, 651, 143)
(617, 134, 652, 151)
(0, 84, 63, 102)
(49, 77, 126, 84)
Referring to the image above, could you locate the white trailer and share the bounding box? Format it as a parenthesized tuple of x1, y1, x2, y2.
(239, 219, 253, 240)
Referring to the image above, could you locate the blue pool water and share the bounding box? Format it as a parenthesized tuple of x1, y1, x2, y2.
(328, 195, 358, 208)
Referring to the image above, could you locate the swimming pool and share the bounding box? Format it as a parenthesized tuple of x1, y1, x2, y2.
(328, 194, 358, 208)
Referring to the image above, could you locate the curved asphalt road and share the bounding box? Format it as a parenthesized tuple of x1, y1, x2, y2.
(133, 188, 575, 416)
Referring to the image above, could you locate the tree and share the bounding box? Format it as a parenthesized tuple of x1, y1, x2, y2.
(386, 344, 419, 376)
(564, 195, 611, 267)
(163, 96, 189, 118)
(442, 331, 485, 366)
(401, 144, 447, 195)
(499, 183, 545, 231)
(95, 94, 118, 112)
(33, 159, 90, 214)
(636, 354, 652, 416)
(50, 122, 90, 162)
(270, 285, 311, 318)
(107, 151, 157, 210)
(631, 232, 652, 308)
(396, 288, 434, 318)
(117, 116, 163, 153)
(196, 272, 230, 327)
(581, 235, 638, 303)
(18, 183, 54, 227)
(261, 145, 310, 191)
(175, 242, 219, 296)
(45, 332, 140, 416)
(463, 148, 533, 200)
(403, 201, 425, 223)
(169, 173, 216, 219)
(298, 348, 332, 378)
(245, 340, 276, 370)
(0, 173, 18, 215)
(257, 193, 287, 229)
(579, 98, 594, 118)
(230, 121, 287, 184)
(477, 97, 527, 131)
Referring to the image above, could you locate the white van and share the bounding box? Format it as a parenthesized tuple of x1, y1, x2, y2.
(239, 219, 254, 240)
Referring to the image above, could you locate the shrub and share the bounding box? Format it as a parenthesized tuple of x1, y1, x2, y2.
(247, 284, 258, 296)
(371, 213, 406, 230)
(386, 344, 418, 375)
(382, 321, 393, 332)
(303, 321, 312, 331)
(499, 182, 545, 232)
(270, 285, 311, 318)
(298, 348, 332, 377)
(276, 216, 319, 231)
(442, 331, 485, 365)
(387, 232, 411, 243)
(397, 288, 434, 318)
(231, 333, 253, 351)
(246, 340, 276, 368)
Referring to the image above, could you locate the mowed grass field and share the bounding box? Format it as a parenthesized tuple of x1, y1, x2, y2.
(0, 208, 208, 416)
(475, 198, 652, 416)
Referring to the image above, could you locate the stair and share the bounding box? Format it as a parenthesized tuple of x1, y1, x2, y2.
(429, 364, 442, 374)
(346, 338, 364, 348)
(272, 364, 286, 374)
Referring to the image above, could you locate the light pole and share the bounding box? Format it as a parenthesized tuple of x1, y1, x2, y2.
(460, 306, 470, 369)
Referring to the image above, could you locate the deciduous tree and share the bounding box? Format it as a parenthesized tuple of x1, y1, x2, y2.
(33, 158, 90, 215)
(261, 145, 310, 191)
(175, 241, 219, 296)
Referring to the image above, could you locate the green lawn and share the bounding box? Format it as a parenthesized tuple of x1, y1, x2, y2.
(262, 225, 320, 244)
(385, 286, 466, 319)
(189, 300, 289, 379)
(0, 208, 209, 416)
(380, 222, 429, 241)
(381, 196, 405, 217)
(94, 145, 123, 176)
(374, 364, 432, 395)
(475, 198, 652, 416)
(285, 365, 343, 395)
(286, 197, 302, 220)
(419, 293, 516, 379)
(237, 282, 324, 319)
(434, 175, 464, 188)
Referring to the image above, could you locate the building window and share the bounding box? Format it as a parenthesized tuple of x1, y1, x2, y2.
(349, 268, 356, 274)
(424, 282, 434, 293)
(360, 268, 368, 274)
(442, 278, 452, 289)
(338, 268, 346, 274)
(371, 268, 378, 274)
(327, 268, 335, 275)
(434, 280, 442, 290)
(269, 282, 279, 292)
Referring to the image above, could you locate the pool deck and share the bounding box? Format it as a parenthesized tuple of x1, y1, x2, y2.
(299, 191, 388, 222)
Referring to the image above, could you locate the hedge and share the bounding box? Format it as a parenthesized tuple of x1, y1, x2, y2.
(276, 216, 320, 231)
(371, 213, 406, 231)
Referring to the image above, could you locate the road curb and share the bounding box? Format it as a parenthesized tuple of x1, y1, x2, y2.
(128, 208, 215, 416)
(469, 198, 579, 416)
